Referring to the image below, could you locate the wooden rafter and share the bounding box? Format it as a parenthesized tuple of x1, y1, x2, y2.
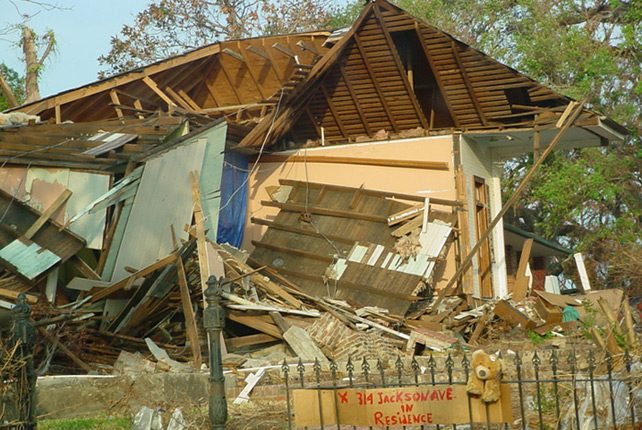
(320, 83, 348, 138)
(339, 61, 372, 136)
(236, 41, 267, 100)
(222, 48, 245, 63)
(272, 42, 297, 60)
(142, 76, 177, 109)
(450, 40, 487, 126)
(372, 4, 429, 130)
(413, 22, 460, 128)
(109, 90, 124, 118)
(178, 89, 203, 112)
(164, 86, 199, 112)
(352, 35, 399, 133)
(296, 40, 320, 56)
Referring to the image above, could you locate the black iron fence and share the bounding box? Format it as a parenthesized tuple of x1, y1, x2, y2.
(280, 348, 642, 429)
(0, 293, 37, 430)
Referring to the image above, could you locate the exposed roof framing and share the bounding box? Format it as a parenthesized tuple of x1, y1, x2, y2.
(0, 115, 185, 172)
(236, 0, 614, 150)
(11, 32, 330, 125)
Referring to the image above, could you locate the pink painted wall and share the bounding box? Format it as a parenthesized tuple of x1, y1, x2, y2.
(245, 135, 459, 291)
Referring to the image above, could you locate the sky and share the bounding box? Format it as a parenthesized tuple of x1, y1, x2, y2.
(1, 0, 150, 98)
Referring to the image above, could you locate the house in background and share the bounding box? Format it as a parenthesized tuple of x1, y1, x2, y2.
(2, 0, 625, 315)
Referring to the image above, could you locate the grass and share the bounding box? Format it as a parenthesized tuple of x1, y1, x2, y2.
(38, 416, 132, 430)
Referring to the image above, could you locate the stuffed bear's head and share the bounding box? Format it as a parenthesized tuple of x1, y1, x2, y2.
(471, 350, 501, 381)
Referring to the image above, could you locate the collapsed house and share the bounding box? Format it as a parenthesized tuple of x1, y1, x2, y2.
(0, 0, 630, 372)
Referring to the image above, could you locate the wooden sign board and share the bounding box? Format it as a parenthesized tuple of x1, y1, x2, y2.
(294, 385, 512, 427)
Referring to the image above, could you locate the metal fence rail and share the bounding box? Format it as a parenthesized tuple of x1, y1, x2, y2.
(281, 348, 642, 429)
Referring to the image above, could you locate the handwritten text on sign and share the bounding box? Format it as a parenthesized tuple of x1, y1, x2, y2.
(293, 385, 512, 427)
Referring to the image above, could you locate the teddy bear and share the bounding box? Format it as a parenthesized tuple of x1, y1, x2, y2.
(466, 349, 503, 403)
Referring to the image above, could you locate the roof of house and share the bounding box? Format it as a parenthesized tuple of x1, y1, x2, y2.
(7, 0, 627, 154)
(9, 31, 331, 125)
(236, 0, 628, 150)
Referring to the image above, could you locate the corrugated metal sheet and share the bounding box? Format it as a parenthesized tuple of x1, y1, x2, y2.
(0, 238, 60, 281)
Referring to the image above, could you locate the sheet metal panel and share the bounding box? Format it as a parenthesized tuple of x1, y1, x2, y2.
(109, 139, 207, 282)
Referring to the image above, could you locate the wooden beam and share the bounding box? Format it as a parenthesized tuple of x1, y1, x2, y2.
(373, 5, 429, 129)
(512, 238, 533, 302)
(176, 257, 202, 367)
(226, 333, 279, 349)
(432, 100, 586, 310)
(296, 40, 320, 56)
(164, 86, 199, 112)
(320, 83, 349, 138)
(339, 62, 372, 136)
(252, 240, 334, 263)
(255, 154, 449, 170)
(177, 89, 203, 112)
(190, 171, 210, 297)
(142, 76, 177, 108)
(261, 200, 387, 223)
(353, 35, 399, 132)
(246, 44, 271, 60)
(251, 217, 354, 245)
(227, 311, 283, 339)
(69, 255, 101, 281)
(222, 48, 246, 63)
(450, 41, 487, 126)
(272, 42, 297, 60)
(25, 189, 72, 239)
(88, 253, 177, 303)
(414, 22, 460, 128)
(109, 90, 124, 118)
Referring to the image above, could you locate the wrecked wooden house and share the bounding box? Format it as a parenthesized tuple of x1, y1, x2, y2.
(0, 0, 629, 370)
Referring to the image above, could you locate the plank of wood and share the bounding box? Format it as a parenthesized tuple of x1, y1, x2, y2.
(512, 238, 534, 302)
(254, 155, 450, 171)
(387, 203, 425, 226)
(468, 312, 488, 345)
(432, 100, 586, 310)
(69, 255, 101, 281)
(283, 325, 328, 363)
(622, 298, 637, 348)
(25, 189, 72, 239)
(0, 287, 37, 304)
(226, 333, 279, 349)
(176, 257, 202, 367)
(227, 312, 283, 339)
(87, 253, 177, 303)
(190, 171, 210, 297)
(269, 311, 291, 334)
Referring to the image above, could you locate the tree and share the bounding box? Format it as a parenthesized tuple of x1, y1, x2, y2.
(98, 0, 334, 77)
(0, 1, 60, 106)
(0, 63, 25, 110)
